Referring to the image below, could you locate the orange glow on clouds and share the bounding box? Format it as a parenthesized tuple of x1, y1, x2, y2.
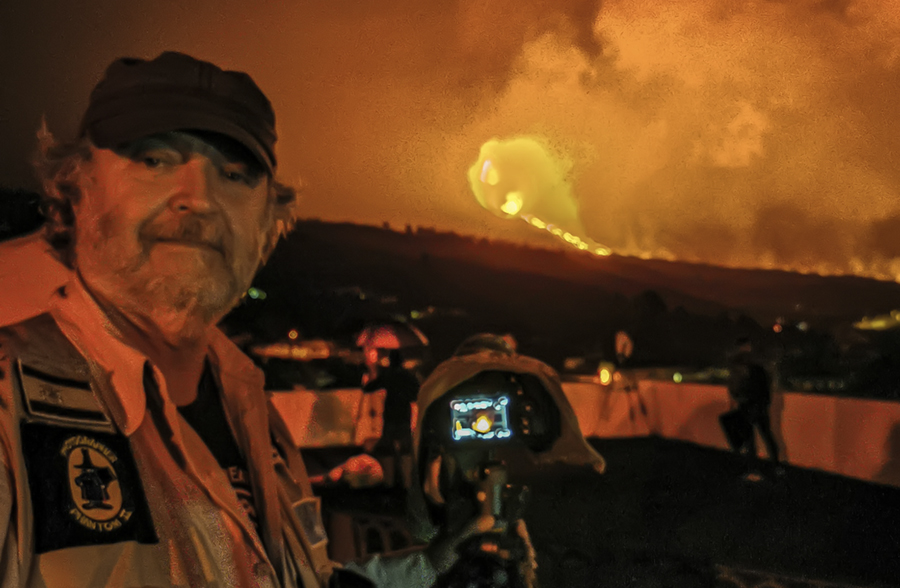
(447, 0, 900, 280)
(6, 1, 900, 281)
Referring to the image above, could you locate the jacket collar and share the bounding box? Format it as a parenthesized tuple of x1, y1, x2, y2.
(50, 276, 149, 436)
(49, 276, 285, 573)
(48, 275, 263, 435)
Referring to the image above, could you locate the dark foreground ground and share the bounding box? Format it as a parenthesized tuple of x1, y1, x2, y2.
(305, 437, 900, 588)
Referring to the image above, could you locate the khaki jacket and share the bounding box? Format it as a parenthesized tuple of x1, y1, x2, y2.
(0, 278, 335, 587)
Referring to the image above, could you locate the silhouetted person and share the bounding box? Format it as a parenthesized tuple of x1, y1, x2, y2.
(364, 349, 420, 488)
(727, 337, 782, 480)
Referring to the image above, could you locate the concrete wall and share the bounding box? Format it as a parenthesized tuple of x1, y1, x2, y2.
(271, 380, 900, 487)
(270, 388, 385, 448)
(575, 379, 900, 487)
(270, 388, 419, 449)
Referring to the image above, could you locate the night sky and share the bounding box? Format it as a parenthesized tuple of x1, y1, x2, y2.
(3, 0, 900, 280)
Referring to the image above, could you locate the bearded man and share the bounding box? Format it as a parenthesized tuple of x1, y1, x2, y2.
(0, 51, 490, 588)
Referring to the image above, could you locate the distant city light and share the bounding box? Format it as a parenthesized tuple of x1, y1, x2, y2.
(251, 340, 332, 360)
(247, 287, 266, 300)
(598, 367, 613, 386)
(288, 329, 299, 340)
(854, 311, 900, 330)
(773, 324, 783, 333)
(673, 372, 683, 383)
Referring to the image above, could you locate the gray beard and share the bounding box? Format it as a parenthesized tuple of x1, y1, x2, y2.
(84, 264, 242, 346)
(134, 273, 239, 332)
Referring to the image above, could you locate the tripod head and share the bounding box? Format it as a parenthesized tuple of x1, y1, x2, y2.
(414, 344, 607, 588)
(416, 370, 560, 588)
(430, 458, 533, 588)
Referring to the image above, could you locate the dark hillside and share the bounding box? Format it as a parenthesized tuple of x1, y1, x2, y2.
(225, 220, 900, 370)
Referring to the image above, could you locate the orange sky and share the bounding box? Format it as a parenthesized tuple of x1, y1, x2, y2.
(3, 0, 900, 280)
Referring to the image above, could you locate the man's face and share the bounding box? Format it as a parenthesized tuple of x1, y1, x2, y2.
(73, 131, 274, 325)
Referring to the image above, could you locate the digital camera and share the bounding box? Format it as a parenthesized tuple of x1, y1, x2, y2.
(430, 370, 561, 456)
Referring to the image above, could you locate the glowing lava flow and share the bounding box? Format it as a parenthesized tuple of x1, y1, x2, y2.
(519, 212, 612, 256)
(468, 136, 612, 257)
(466, 138, 900, 283)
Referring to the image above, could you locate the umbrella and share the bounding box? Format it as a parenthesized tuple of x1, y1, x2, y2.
(356, 321, 429, 349)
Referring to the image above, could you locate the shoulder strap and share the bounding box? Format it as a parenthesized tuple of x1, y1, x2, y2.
(268, 396, 335, 587)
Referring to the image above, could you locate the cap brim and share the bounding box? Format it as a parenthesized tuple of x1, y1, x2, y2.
(87, 108, 275, 176)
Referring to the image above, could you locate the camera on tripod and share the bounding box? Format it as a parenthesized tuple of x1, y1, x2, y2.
(445, 389, 527, 529)
(416, 368, 563, 588)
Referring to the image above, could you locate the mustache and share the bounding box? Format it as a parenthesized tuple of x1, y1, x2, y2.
(141, 214, 231, 258)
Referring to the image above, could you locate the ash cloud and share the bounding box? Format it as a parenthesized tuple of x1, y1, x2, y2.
(4, 0, 900, 283)
(445, 0, 900, 280)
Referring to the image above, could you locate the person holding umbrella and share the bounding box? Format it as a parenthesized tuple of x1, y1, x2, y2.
(357, 323, 427, 489)
(364, 349, 420, 489)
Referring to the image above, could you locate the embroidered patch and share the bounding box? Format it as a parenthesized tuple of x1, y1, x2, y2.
(21, 423, 158, 553)
(18, 362, 111, 427)
(63, 436, 133, 532)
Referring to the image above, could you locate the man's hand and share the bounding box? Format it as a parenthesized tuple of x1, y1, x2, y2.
(514, 519, 538, 588)
(426, 515, 538, 587)
(308, 454, 385, 488)
(425, 514, 496, 577)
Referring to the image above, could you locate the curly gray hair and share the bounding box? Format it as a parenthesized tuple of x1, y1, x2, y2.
(32, 123, 302, 270)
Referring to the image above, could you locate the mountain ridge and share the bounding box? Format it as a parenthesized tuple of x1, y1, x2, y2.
(228, 219, 900, 367)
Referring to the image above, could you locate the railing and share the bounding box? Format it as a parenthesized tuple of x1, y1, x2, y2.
(565, 376, 900, 488)
(270, 375, 900, 488)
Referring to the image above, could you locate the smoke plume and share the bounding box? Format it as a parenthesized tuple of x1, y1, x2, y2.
(452, 0, 900, 280)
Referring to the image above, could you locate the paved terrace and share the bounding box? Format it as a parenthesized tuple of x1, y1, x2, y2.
(308, 436, 900, 588)
(293, 376, 900, 588)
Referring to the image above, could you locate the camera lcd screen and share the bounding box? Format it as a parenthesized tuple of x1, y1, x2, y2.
(449, 394, 512, 441)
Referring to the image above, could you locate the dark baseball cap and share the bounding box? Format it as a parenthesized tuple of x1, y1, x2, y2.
(79, 51, 277, 175)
